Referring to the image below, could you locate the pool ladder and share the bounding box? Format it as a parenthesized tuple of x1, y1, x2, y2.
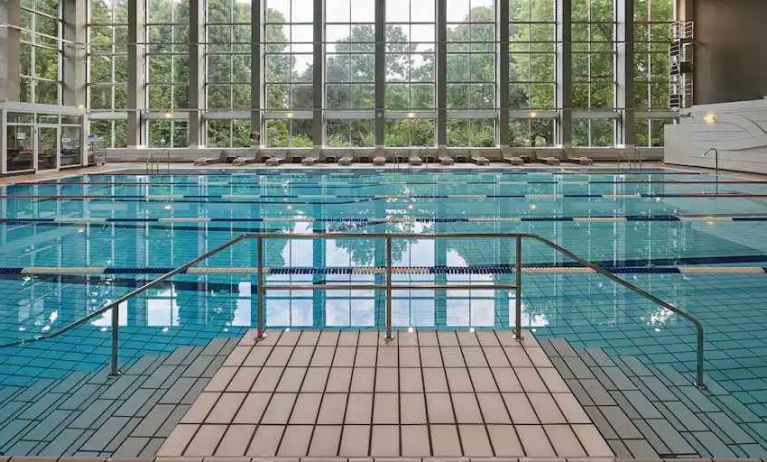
(145, 150, 171, 175)
(619, 146, 642, 172)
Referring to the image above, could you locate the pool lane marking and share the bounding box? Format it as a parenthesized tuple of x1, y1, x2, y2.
(6, 214, 767, 224)
(8, 265, 767, 276)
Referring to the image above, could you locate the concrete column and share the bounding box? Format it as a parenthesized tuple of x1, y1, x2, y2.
(498, 0, 510, 147)
(127, 0, 146, 147)
(189, 0, 205, 146)
(0, 0, 21, 103)
(374, 0, 385, 148)
(62, 0, 87, 109)
(617, 0, 635, 145)
(312, 0, 324, 148)
(436, 0, 447, 148)
(557, 0, 572, 146)
(251, 0, 263, 145)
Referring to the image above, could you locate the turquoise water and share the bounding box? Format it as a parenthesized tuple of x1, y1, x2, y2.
(3, 168, 767, 432)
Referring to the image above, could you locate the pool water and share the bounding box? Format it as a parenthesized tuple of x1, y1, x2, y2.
(3, 167, 767, 447)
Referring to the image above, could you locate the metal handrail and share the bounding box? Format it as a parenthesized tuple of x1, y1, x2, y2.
(0, 232, 707, 389)
(701, 148, 720, 176)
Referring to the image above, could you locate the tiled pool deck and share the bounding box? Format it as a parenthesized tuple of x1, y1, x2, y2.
(158, 329, 611, 459)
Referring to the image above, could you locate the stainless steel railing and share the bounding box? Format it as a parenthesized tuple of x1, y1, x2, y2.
(0, 232, 707, 389)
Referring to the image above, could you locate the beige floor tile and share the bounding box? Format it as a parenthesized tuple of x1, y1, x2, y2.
(515, 367, 548, 392)
(525, 346, 553, 367)
(290, 393, 323, 424)
(373, 393, 399, 424)
(157, 423, 198, 456)
(476, 330, 501, 347)
(420, 347, 443, 367)
(440, 347, 465, 367)
(470, 367, 501, 392)
(516, 424, 556, 457)
(326, 367, 353, 392)
(250, 367, 283, 392)
(544, 424, 587, 457)
(355, 347, 377, 367)
(184, 424, 227, 456)
(451, 393, 483, 423)
(438, 330, 459, 346)
(246, 425, 284, 456)
(317, 393, 348, 424)
(338, 330, 359, 346)
(399, 347, 421, 367)
(538, 367, 570, 393)
(277, 330, 301, 345)
(476, 393, 511, 423)
(377, 346, 398, 367)
(483, 347, 511, 367)
(310, 346, 335, 366)
(400, 368, 424, 392)
(243, 346, 270, 367)
(461, 347, 488, 367)
(318, 330, 340, 346)
(350, 368, 375, 392)
(266, 346, 294, 367)
(429, 424, 462, 456)
(288, 346, 315, 366)
(572, 423, 614, 457)
(333, 347, 357, 367)
(358, 331, 379, 346)
(458, 424, 493, 457)
(491, 367, 522, 392)
(339, 425, 371, 456)
(226, 367, 260, 392)
(261, 393, 298, 424)
(371, 425, 399, 457)
(400, 393, 427, 424)
(205, 366, 237, 392)
(223, 346, 250, 367)
(397, 330, 419, 346)
(553, 392, 591, 423)
(298, 330, 320, 345)
(214, 424, 256, 456)
(422, 368, 449, 392)
(494, 330, 519, 345)
(180, 392, 220, 424)
(425, 393, 455, 423)
(375, 368, 398, 392)
(345, 392, 374, 424)
(502, 393, 538, 424)
(233, 392, 271, 424)
(309, 425, 342, 456)
(527, 392, 566, 424)
(486, 424, 524, 456)
(418, 331, 438, 346)
(503, 346, 532, 367)
(277, 425, 313, 456)
(445, 368, 473, 392)
(456, 331, 479, 346)
(277, 367, 307, 392)
(401, 424, 430, 456)
(206, 392, 247, 424)
(301, 367, 330, 392)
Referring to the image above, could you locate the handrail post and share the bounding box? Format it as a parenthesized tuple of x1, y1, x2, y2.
(385, 235, 394, 341)
(256, 236, 266, 340)
(109, 304, 120, 377)
(515, 236, 523, 341)
(696, 326, 706, 390)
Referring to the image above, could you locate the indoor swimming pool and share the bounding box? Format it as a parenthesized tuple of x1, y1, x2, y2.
(2, 166, 767, 455)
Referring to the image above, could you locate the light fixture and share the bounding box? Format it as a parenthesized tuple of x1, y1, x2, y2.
(407, 112, 416, 119)
(286, 112, 294, 119)
(703, 113, 716, 125)
(529, 111, 538, 118)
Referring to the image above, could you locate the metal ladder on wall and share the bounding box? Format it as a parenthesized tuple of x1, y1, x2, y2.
(145, 150, 171, 175)
(0, 231, 709, 391)
(618, 146, 642, 173)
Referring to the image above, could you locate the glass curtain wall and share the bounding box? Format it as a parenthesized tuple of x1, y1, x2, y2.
(146, 0, 190, 147)
(206, 0, 252, 147)
(508, 0, 556, 147)
(19, 0, 62, 105)
(384, 0, 437, 147)
(83, 0, 676, 150)
(264, 0, 314, 147)
(634, 0, 673, 147)
(88, 0, 129, 148)
(572, 0, 616, 146)
(446, 0, 497, 147)
(325, 0, 376, 147)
